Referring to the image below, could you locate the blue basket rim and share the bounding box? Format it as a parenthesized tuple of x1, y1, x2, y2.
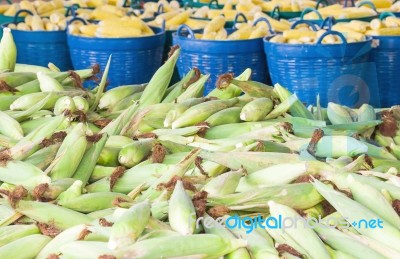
(263, 34, 373, 46)
(1, 23, 67, 34)
(67, 26, 165, 41)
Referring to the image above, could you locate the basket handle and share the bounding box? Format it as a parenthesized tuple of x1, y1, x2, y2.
(270, 6, 281, 20)
(300, 7, 323, 21)
(67, 17, 88, 25)
(379, 12, 396, 20)
(290, 20, 319, 31)
(157, 3, 165, 15)
(356, 1, 378, 11)
(177, 24, 195, 39)
(209, 0, 220, 9)
(344, 0, 355, 7)
(13, 9, 34, 24)
(316, 30, 347, 44)
(315, 0, 328, 9)
(253, 17, 274, 34)
(320, 16, 336, 30)
(65, 4, 80, 17)
(130, 0, 141, 9)
(232, 13, 248, 28)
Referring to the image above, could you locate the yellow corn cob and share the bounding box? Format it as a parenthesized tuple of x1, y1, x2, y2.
(40, 8, 66, 17)
(316, 29, 336, 43)
(283, 29, 317, 40)
(291, 1, 301, 12)
(45, 23, 59, 31)
(370, 18, 383, 30)
(17, 23, 31, 31)
(31, 15, 45, 31)
(96, 26, 142, 38)
(4, 4, 20, 16)
(332, 24, 366, 41)
(249, 25, 269, 39)
(253, 12, 290, 32)
(368, 0, 392, 8)
(261, 1, 278, 12)
(87, 0, 107, 8)
(90, 9, 121, 20)
(269, 34, 285, 43)
(50, 13, 64, 24)
(299, 36, 315, 43)
(79, 24, 100, 37)
(58, 20, 67, 30)
(185, 19, 208, 29)
(215, 28, 228, 39)
(208, 10, 238, 21)
(383, 16, 400, 28)
(141, 22, 155, 36)
(343, 7, 377, 19)
(194, 33, 203, 39)
(193, 6, 209, 18)
(96, 5, 125, 16)
(204, 15, 226, 33)
(25, 15, 33, 27)
(99, 18, 143, 30)
(20, 0, 36, 14)
(0, 5, 9, 14)
(7, 24, 17, 30)
(36, 2, 53, 15)
(223, 0, 234, 10)
(318, 4, 343, 11)
(349, 20, 370, 32)
(68, 24, 80, 35)
(228, 25, 253, 40)
(154, 11, 180, 25)
(366, 27, 400, 35)
(166, 10, 191, 28)
(202, 31, 217, 40)
(288, 38, 301, 44)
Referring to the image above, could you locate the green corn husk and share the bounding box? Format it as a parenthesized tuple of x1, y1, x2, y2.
(202, 214, 252, 259)
(139, 47, 180, 108)
(37, 72, 64, 92)
(154, 126, 205, 137)
(72, 96, 90, 112)
(204, 121, 280, 140)
(265, 94, 298, 119)
(312, 179, 400, 252)
(117, 234, 247, 259)
(236, 162, 308, 192)
(0, 110, 23, 140)
(240, 97, 273, 122)
(100, 101, 139, 136)
(118, 139, 154, 168)
(256, 140, 292, 153)
(0, 224, 40, 247)
(172, 98, 238, 129)
(162, 69, 196, 103)
(220, 77, 275, 98)
(86, 164, 169, 193)
(97, 147, 120, 167)
(175, 74, 208, 102)
(0, 234, 51, 259)
(325, 120, 382, 132)
(89, 166, 117, 182)
(269, 201, 331, 259)
(0, 93, 21, 111)
(0, 72, 36, 87)
(347, 175, 400, 228)
(108, 200, 151, 249)
(57, 180, 132, 213)
(49, 123, 88, 180)
(73, 133, 108, 185)
(14, 63, 50, 73)
(34, 178, 76, 201)
(110, 91, 143, 112)
(227, 219, 280, 259)
(90, 56, 111, 111)
(36, 224, 89, 259)
(327, 102, 353, 125)
(315, 136, 368, 158)
(203, 169, 243, 196)
(274, 83, 314, 119)
(9, 92, 58, 111)
(53, 96, 76, 115)
(207, 68, 252, 99)
(0, 28, 16, 72)
(9, 94, 52, 123)
(208, 183, 323, 211)
(15, 200, 92, 230)
(137, 149, 200, 201)
(59, 241, 115, 259)
(164, 98, 208, 127)
(357, 103, 376, 121)
(98, 84, 146, 110)
(204, 106, 242, 127)
(141, 103, 175, 129)
(200, 151, 301, 173)
(15, 72, 70, 94)
(0, 161, 50, 190)
(23, 143, 61, 170)
(168, 180, 196, 235)
(0, 134, 16, 148)
(314, 225, 386, 259)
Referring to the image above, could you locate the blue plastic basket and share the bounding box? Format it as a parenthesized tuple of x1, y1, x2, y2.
(173, 18, 272, 95)
(67, 19, 165, 89)
(2, 10, 73, 71)
(369, 13, 400, 107)
(264, 20, 377, 108)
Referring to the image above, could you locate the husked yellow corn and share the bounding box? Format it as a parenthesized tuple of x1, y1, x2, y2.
(370, 18, 383, 30)
(208, 10, 237, 21)
(283, 29, 317, 40)
(68, 24, 80, 35)
(17, 23, 30, 31)
(269, 34, 285, 43)
(4, 4, 20, 16)
(99, 18, 143, 30)
(204, 15, 225, 33)
(45, 23, 59, 31)
(185, 19, 208, 30)
(249, 25, 269, 39)
(384, 16, 400, 28)
(96, 26, 142, 38)
(366, 27, 400, 35)
(7, 23, 17, 30)
(202, 31, 217, 40)
(228, 25, 252, 40)
(166, 10, 191, 28)
(31, 15, 45, 31)
(154, 11, 179, 25)
(215, 28, 228, 40)
(332, 24, 366, 41)
(79, 24, 100, 37)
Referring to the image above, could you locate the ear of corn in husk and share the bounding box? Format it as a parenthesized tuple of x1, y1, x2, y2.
(0, 28, 17, 72)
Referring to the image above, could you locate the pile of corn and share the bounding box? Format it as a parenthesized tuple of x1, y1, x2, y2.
(7, 13, 68, 31)
(356, 0, 400, 13)
(0, 0, 66, 17)
(196, 15, 273, 40)
(148, 9, 208, 31)
(74, 4, 130, 21)
(333, 16, 400, 37)
(68, 16, 154, 37)
(1, 28, 400, 259)
(133, 0, 180, 20)
(303, 4, 378, 20)
(261, 0, 321, 12)
(65, 0, 116, 8)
